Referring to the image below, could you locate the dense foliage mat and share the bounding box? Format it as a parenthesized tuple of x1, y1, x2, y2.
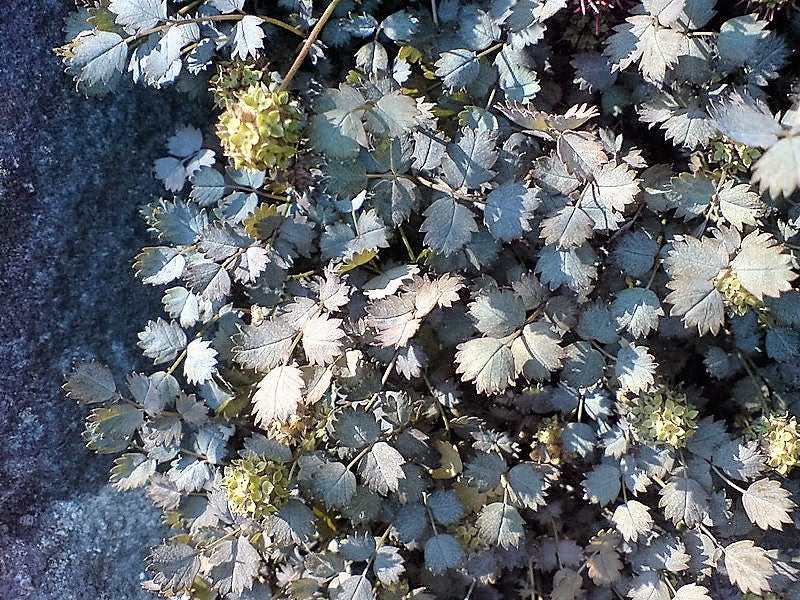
(59, 0, 800, 598)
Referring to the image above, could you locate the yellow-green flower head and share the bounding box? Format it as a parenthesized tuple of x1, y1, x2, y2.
(216, 82, 303, 171)
(714, 270, 764, 317)
(753, 413, 800, 476)
(627, 387, 699, 448)
(221, 453, 290, 520)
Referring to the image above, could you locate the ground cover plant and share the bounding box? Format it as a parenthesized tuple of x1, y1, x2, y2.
(58, 0, 800, 598)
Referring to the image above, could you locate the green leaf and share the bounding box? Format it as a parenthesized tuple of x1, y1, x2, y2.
(435, 48, 481, 90)
(424, 534, 464, 574)
(582, 463, 621, 507)
(64, 361, 117, 404)
(137, 318, 187, 365)
(455, 336, 515, 394)
(612, 500, 653, 542)
(724, 540, 776, 595)
(494, 46, 540, 102)
(208, 535, 261, 597)
(731, 231, 797, 300)
(421, 195, 479, 256)
(66, 30, 128, 92)
(614, 344, 656, 394)
(252, 365, 305, 427)
(476, 502, 525, 549)
(511, 321, 565, 381)
(611, 288, 664, 339)
(234, 317, 296, 373)
(742, 478, 796, 531)
(484, 181, 540, 242)
(183, 339, 218, 386)
(507, 463, 547, 510)
(110, 453, 156, 490)
(359, 441, 406, 494)
(441, 127, 497, 190)
(373, 545, 405, 586)
(334, 408, 381, 449)
(752, 134, 800, 199)
(313, 461, 357, 508)
(109, 0, 166, 33)
(147, 542, 200, 593)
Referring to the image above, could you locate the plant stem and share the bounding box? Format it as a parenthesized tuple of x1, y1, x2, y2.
(279, 0, 344, 91)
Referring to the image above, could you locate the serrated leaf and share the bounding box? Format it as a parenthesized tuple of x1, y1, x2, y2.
(742, 478, 796, 530)
(483, 181, 539, 242)
(147, 543, 199, 593)
(67, 30, 128, 91)
(427, 490, 464, 525)
(606, 15, 684, 84)
(313, 461, 357, 508)
(627, 571, 669, 600)
(724, 540, 776, 595)
(614, 343, 656, 394)
(659, 476, 709, 527)
(64, 361, 117, 404)
(476, 502, 525, 549)
(586, 533, 623, 585)
(110, 453, 156, 490)
(557, 131, 607, 178)
(507, 463, 547, 510)
(752, 134, 800, 199)
(424, 534, 464, 574)
(672, 584, 712, 600)
(367, 294, 420, 348)
(456, 337, 515, 394)
(252, 365, 305, 427)
(135, 246, 186, 285)
(562, 422, 595, 457)
(731, 231, 797, 300)
(668, 172, 715, 221)
(541, 204, 594, 249)
(301, 315, 345, 366)
(183, 339, 218, 385)
(359, 441, 406, 494)
(494, 46, 540, 102)
(333, 573, 373, 600)
(184, 256, 231, 302)
(421, 195, 478, 256)
(710, 92, 781, 149)
(373, 545, 405, 586)
(109, 0, 166, 33)
(551, 568, 584, 600)
(611, 288, 664, 339)
(717, 182, 764, 230)
(441, 128, 497, 190)
(266, 501, 316, 544)
(138, 318, 187, 365)
(435, 48, 480, 90)
(536, 244, 598, 295)
(583, 463, 621, 507)
(334, 408, 381, 449)
(612, 500, 653, 542)
(469, 290, 526, 338)
(234, 318, 296, 372)
(511, 321, 565, 381)
(208, 535, 261, 597)
(231, 15, 265, 60)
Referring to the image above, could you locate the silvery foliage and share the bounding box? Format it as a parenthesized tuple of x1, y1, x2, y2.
(61, 0, 800, 598)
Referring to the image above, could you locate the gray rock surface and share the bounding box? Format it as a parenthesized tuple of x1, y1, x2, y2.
(0, 2, 208, 597)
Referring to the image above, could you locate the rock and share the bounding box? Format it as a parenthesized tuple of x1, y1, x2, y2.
(0, 2, 209, 597)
